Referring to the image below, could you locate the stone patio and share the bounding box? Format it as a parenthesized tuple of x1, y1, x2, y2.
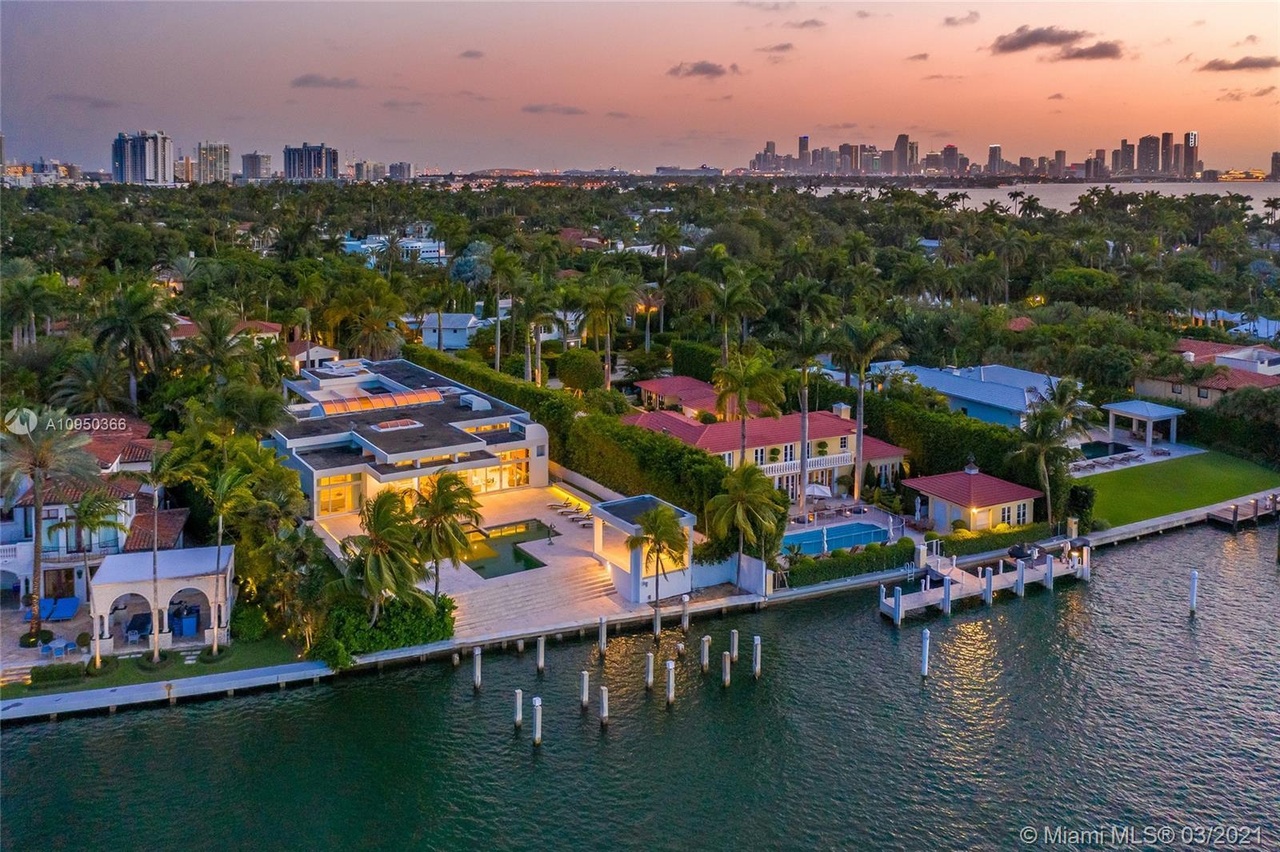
(1069, 427, 1205, 479)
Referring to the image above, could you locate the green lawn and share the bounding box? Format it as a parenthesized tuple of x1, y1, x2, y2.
(0, 638, 301, 699)
(1087, 450, 1280, 528)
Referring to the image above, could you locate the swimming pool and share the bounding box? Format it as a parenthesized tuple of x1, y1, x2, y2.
(1080, 440, 1132, 460)
(782, 521, 889, 556)
(464, 519, 558, 580)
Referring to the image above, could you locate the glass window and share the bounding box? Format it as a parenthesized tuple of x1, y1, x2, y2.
(1197, 387, 1209, 399)
(536, 445, 546, 458)
(1171, 383, 1183, 395)
(1001, 505, 1012, 525)
(783, 444, 795, 462)
(1016, 502, 1028, 525)
(839, 436, 848, 450)
(753, 448, 765, 465)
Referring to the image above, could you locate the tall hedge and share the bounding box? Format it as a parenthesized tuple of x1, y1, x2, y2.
(671, 339, 720, 383)
(564, 413, 728, 522)
(402, 343, 583, 460)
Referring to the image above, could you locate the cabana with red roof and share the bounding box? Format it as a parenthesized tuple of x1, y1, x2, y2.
(903, 462, 1042, 532)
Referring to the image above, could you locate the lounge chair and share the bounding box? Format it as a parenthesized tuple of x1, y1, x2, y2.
(48, 597, 81, 622)
(546, 499, 572, 509)
(23, 597, 56, 622)
(579, 519, 593, 528)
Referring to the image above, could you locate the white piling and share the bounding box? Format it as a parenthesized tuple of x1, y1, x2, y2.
(893, 586, 903, 626)
(532, 697, 543, 746)
(514, 689, 523, 729)
(472, 647, 482, 690)
(516, 638, 525, 654)
(730, 629, 739, 662)
(645, 652, 654, 690)
(983, 567, 994, 606)
(665, 660, 676, 706)
(942, 577, 952, 615)
(921, 628, 931, 678)
(752, 635, 761, 679)
(598, 616, 607, 657)
(1044, 554, 1055, 590)
(1081, 546, 1092, 581)
(599, 686, 609, 727)
(676, 642, 685, 657)
(451, 653, 460, 667)
(700, 635, 711, 673)
(1190, 569, 1199, 615)
(580, 670, 590, 710)
(680, 594, 690, 632)
(1015, 559, 1025, 597)
(722, 651, 731, 687)
(536, 635, 546, 674)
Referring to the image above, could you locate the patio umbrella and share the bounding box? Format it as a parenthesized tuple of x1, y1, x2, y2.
(805, 483, 833, 499)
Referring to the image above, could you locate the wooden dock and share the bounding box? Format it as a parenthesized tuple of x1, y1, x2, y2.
(1206, 495, 1279, 531)
(879, 546, 1090, 626)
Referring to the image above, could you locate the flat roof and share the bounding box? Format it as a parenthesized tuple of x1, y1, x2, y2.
(94, 545, 231, 585)
(595, 495, 696, 530)
(1102, 400, 1185, 419)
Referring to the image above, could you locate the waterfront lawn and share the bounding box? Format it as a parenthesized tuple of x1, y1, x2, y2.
(1088, 451, 1280, 528)
(0, 638, 300, 699)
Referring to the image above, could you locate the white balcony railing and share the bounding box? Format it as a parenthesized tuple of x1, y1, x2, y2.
(759, 451, 853, 478)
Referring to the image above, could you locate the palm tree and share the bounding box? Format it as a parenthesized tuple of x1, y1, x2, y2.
(713, 348, 785, 467)
(47, 489, 127, 669)
(713, 277, 764, 366)
(624, 505, 688, 638)
(50, 351, 130, 413)
(198, 467, 255, 656)
(413, 471, 483, 602)
(830, 318, 907, 502)
(1009, 403, 1086, 530)
(489, 246, 523, 372)
(773, 320, 830, 513)
(705, 465, 782, 594)
(0, 408, 99, 636)
(93, 282, 171, 409)
(581, 273, 636, 388)
(518, 280, 560, 385)
(187, 309, 253, 380)
(652, 221, 682, 285)
(3, 273, 58, 350)
(338, 490, 427, 627)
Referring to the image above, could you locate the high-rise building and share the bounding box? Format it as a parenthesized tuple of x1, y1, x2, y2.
(987, 145, 1002, 176)
(389, 162, 414, 181)
(893, 134, 910, 176)
(1271, 151, 1280, 180)
(958, 155, 970, 174)
(1018, 157, 1034, 175)
(1172, 144, 1184, 176)
(110, 130, 174, 184)
(798, 136, 809, 169)
(1054, 150, 1067, 177)
(1183, 131, 1199, 178)
(175, 156, 197, 183)
(908, 141, 919, 174)
(881, 150, 895, 176)
(1137, 135, 1160, 175)
(941, 144, 959, 175)
(284, 142, 339, 181)
(1118, 139, 1135, 173)
(241, 151, 272, 180)
(765, 141, 776, 158)
(196, 141, 231, 184)
(837, 143, 855, 174)
(1160, 132, 1174, 174)
(923, 151, 943, 173)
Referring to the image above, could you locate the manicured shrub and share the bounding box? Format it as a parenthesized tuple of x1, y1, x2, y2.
(312, 596, 457, 669)
(85, 656, 120, 677)
(308, 636, 354, 670)
(557, 347, 605, 394)
(1067, 484, 1097, 534)
(75, 632, 91, 649)
(18, 634, 39, 649)
(939, 522, 1053, 557)
(198, 644, 234, 664)
(230, 603, 270, 642)
(29, 662, 85, 686)
(788, 540, 916, 587)
(135, 650, 175, 672)
(37, 629, 53, 645)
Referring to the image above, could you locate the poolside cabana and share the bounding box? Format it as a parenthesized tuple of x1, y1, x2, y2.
(1101, 400, 1184, 450)
(89, 546, 235, 657)
(592, 496, 695, 604)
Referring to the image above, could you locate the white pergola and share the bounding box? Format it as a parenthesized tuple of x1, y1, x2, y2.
(1101, 400, 1185, 449)
(89, 546, 235, 658)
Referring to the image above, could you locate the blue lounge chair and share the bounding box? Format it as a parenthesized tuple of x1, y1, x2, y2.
(47, 597, 81, 621)
(23, 598, 56, 622)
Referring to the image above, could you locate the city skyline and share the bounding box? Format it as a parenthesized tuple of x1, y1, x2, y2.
(2, 1, 1277, 173)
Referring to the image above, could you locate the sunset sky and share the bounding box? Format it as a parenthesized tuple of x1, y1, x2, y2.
(3, 1, 1277, 173)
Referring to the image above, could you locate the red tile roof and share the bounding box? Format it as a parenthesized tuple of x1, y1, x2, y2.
(635, 376, 715, 397)
(77, 415, 156, 469)
(623, 409, 907, 460)
(1006, 317, 1035, 332)
(122, 508, 189, 552)
(14, 479, 138, 508)
(235, 319, 282, 336)
(1174, 337, 1280, 360)
(1189, 369, 1280, 392)
(903, 469, 1041, 509)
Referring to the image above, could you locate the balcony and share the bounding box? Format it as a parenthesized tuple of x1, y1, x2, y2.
(759, 451, 853, 478)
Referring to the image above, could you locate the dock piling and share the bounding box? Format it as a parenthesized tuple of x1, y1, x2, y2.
(1044, 554, 1055, 591)
(942, 576, 952, 615)
(893, 586, 903, 626)
(653, 602, 661, 638)
(580, 670, 590, 710)
(722, 651, 731, 688)
(1190, 569, 1199, 615)
(514, 689, 523, 729)
(645, 652, 654, 690)
(473, 647, 482, 690)
(1015, 559, 1025, 597)
(1082, 545, 1091, 581)
(599, 686, 609, 728)
(680, 594, 690, 632)
(666, 660, 676, 706)
(752, 635, 761, 679)
(700, 635, 711, 673)
(676, 642, 685, 657)
(983, 567, 994, 606)
(516, 638, 524, 654)
(921, 628, 931, 678)
(532, 697, 543, 746)
(730, 629, 739, 663)
(536, 635, 546, 674)
(598, 616, 607, 657)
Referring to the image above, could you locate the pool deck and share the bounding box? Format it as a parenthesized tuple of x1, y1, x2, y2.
(1069, 430, 1204, 479)
(4, 485, 1277, 725)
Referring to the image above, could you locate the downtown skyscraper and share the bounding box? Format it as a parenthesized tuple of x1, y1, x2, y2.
(283, 142, 339, 181)
(196, 141, 231, 183)
(110, 130, 174, 185)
